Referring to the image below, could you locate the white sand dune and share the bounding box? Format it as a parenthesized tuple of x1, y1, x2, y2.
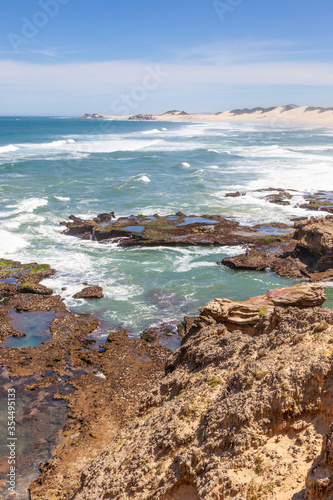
(82, 106, 333, 127)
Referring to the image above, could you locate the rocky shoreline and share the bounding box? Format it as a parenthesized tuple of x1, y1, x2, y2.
(1, 213, 333, 498)
(72, 282, 333, 499)
(223, 215, 333, 282)
(62, 210, 333, 282)
(0, 259, 170, 499)
(60, 211, 295, 247)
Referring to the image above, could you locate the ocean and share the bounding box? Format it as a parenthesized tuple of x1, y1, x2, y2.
(1, 116, 333, 336)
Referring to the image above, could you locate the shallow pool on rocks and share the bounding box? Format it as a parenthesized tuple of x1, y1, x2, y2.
(1, 310, 62, 349)
(0, 368, 70, 499)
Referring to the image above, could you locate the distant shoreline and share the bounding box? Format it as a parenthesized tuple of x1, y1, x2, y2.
(80, 106, 333, 127)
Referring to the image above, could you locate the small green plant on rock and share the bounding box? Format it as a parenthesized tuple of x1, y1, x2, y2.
(208, 376, 222, 388)
(247, 479, 274, 499)
(254, 455, 265, 475)
(253, 370, 268, 381)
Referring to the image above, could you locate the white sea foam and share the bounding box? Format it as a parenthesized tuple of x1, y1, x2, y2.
(18, 139, 76, 150)
(181, 162, 190, 167)
(0, 145, 19, 153)
(176, 260, 217, 273)
(0, 230, 29, 254)
(54, 196, 71, 201)
(0, 198, 48, 219)
(12, 198, 48, 213)
(141, 129, 161, 134)
(1, 213, 45, 230)
(137, 175, 151, 183)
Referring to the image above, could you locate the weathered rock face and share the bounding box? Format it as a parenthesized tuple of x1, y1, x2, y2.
(73, 286, 104, 299)
(223, 215, 333, 281)
(72, 285, 333, 500)
(294, 215, 333, 262)
(268, 283, 327, 308)
(306, 424, 333, 498)
(192, 284, 326, 337)
(200, 298, 260, 325)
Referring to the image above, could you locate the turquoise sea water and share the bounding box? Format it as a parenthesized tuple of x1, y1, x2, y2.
(1, 117, 333, 335)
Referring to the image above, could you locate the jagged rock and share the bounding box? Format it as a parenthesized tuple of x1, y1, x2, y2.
(95, 212, 115, 222)
(200, 298, 260, 325)
(305, 424, 333, 498)
(19, 283, 53, 295)
(294, 215, 333, 258)
(223, 215, 333, 281)
(73, 286, 104, 299)
(72, 286, 333, 500)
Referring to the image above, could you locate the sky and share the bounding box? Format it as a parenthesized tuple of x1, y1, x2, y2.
(0, 0, 332, 115)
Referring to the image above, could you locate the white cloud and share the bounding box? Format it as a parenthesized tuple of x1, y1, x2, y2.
(1, 41, 333, 114)
(1, 58, 333, 89)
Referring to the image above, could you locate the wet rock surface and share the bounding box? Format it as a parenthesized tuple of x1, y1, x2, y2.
(61, 212, 295, 248)
(225, 188, 333, 214)
(73, 286, 104, 299)
(72, 284, 333, 500)
(223, 215, 333, 282)
(140, 321, 184, 352)
(300, 191, 333, 213)
(2, 257, 333, 499)
(0, 258, 170, 499)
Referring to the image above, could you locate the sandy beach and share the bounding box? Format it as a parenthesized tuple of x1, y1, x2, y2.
(82, 106, 333, 127)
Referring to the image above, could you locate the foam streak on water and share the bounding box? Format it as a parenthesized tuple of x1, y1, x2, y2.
(1, 117, 333, 332)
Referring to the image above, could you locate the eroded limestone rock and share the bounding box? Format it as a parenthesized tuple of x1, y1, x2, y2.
(200, 298, 260, 325)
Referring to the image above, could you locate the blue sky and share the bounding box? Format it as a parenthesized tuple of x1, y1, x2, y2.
(0, 0, 332, 115)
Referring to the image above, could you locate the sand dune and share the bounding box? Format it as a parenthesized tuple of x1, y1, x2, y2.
(81, 106, 333, 127)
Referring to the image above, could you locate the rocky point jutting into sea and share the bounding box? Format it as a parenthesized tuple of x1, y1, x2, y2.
(0, 213, 333, 498)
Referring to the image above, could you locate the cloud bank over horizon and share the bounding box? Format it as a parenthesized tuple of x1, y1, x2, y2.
(1, 0, 332, 115)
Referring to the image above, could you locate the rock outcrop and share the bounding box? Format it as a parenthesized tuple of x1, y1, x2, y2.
(223, 215, 333, 281)
(306, 424, 333, 498)
(73, 286, 104, 299)
(0, 258, 169, 499)
(225, 189, 333, 214)
(71, 284, 333, 500)
(200, 298, 260, 325)
(61, 212, 294, 248)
